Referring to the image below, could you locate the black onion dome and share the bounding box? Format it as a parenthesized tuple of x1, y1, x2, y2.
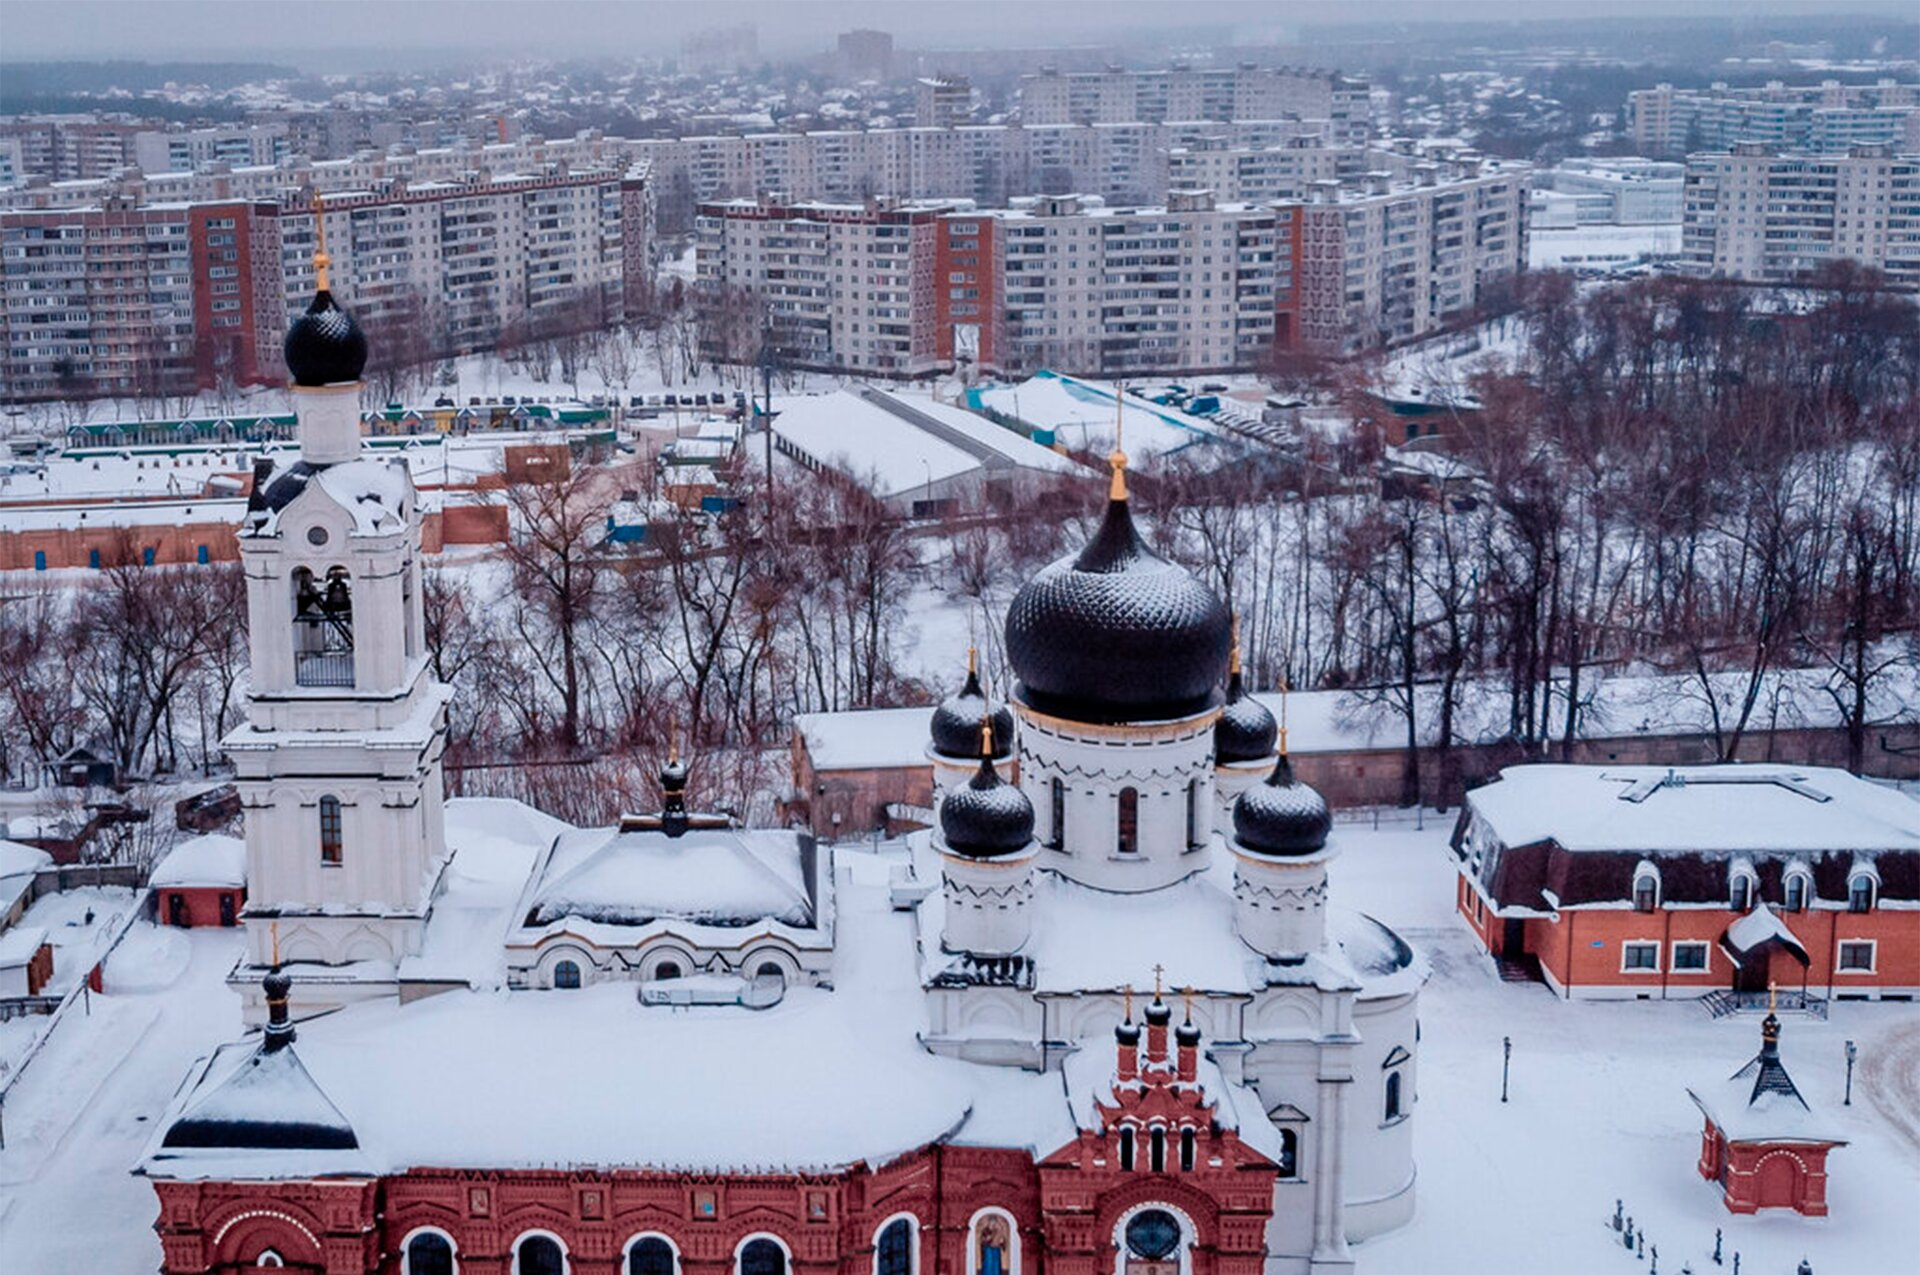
(940, 758, 1034, 858)
(283, 289, 368, 387)
(1004, 498, 1232, 723)
(931, 667, 1015, 759)
(1215, 670, 1278, 763)
(1233, 755, 1331, 857)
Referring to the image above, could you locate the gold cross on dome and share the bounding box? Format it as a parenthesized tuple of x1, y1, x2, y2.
(1152, 963, 1165, 998)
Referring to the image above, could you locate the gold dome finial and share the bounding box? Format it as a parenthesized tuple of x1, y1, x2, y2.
(1108, 382, 1128, 501)
(966, 644, 977, 676)
(1230, 614, 1243, 677)
(1278, 673, 1290, 757)
(311, 191, 331, 291)
(270, 920, 281, 968)
(979, 714, 995, 759)
(1123, 983, 1134, 1021)
(668, 722, 679, 767)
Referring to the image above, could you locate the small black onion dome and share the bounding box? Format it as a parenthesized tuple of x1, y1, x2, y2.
(1176, 1017, 1201, 1046)
(931, 666, 1015, 759)
(939, 757, 1034, 858)
(262, 966, 292, 1003)
(1144, 995, 1173, 1026)
(1115, 1016, 1141, 1045)
(1004, 497, 1232, 723)
(1232, 755, 1331, 857)
(1215, 669, 1278, 763)
(283, 288, 368, 387)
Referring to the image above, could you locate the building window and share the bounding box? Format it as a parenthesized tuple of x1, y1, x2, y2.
(1384, 1071, 1404, 1122)
(1117, 788, 1139, 855)
(738, 1241, 785, 1275)
(628, 1237, 675, 1275)
(1179, 1126, 1196, 1172)
(1148, 1125, 1166, 1172)
(256, 1254, 285, 1269)
(1671, 942, 1710, 973)
(1124, 1211, 1181, 1263)
(1784, 871, 1809, 912)
(1622, 942, 1660, 973)
(654, 960, 682, 981)
(876, 1219, 913, 1275)
(319, 795, 343, 865)
(1838, 941, 1875, 973)
(553, 959, 582, 989)
(515, 1236, 566, 1275)
(1632, 869, 1659, 913)
(1185, 780, 1199, 849)
(1729, 874, 1754, 912)
(405, 1232, 456, 1275)
(1848, 873, 1876, 913)
(1275, 1127, 1298, 1179)
(1048, 778, 1064, 849)
(1118, 1125, 1135, 1170)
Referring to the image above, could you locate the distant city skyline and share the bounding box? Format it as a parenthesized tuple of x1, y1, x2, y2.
(4, 0, 1916, 67)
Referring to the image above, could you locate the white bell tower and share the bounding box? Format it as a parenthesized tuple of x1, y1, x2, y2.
(225, 210, 452, 1022)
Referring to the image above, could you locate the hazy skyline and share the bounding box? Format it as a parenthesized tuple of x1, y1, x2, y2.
(4, 0, 1916, 67)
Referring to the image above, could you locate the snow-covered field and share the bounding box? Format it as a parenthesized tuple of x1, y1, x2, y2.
(0, 817, 1913, 1272)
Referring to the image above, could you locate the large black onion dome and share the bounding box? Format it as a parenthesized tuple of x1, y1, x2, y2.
(1232, 755, 1331, 857)
(1004, 497, 1231, 723)
(939, 757, 1034, 859)
(931, 665, 1015, 760)
(283, 289, 367, 387)
(1215, 669, 1278, 763)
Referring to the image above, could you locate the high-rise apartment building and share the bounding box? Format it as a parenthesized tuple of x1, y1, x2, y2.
(1629, 80, 1918, 155)
(1681, 142, 1920, 287)
(1020, 65, 1372, 141)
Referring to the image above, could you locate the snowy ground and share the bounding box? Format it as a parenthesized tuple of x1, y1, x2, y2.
(0, 818, 1913, 1272)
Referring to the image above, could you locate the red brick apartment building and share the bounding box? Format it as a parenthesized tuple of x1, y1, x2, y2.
(1453, 764, 1920, 1002)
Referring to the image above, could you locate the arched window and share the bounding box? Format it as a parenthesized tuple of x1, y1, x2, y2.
(739, 1238, 785, 1275)
(1123, 1211, 1181, 1262)
(1117, 788, 1139, 855)
(1184, 779, 1199, 849)
(628, 1236, 675, 1275)
(553, 959, 582, 989)
(1178, 1126, 1196, 1172)
(1632, 867, 1659, 913)
(1384, 1071, 1404, 1122)
(1148, 1125, 1166, 1172)
(293, 564, 355, 687)
(654, 960, 683, 981)
(406, 1231, 456, 1275)
(755, 961, 786, 982)
(319, 794, 344, 866)
(256, 1254, 285, 1269)
(876, 1218, 914, 1275)
(1275, 1128, 1299, 1179)
(1048, 778, 1065, 850)
(971, 1214, 1012, 1275)
(516, 1235, 566, 1275)
(1730, 872, 1754, 912)
(1118, 1125, 1135, 1171)
(1784, 871, 1809, 913)
(1848, 872, 1876, 914)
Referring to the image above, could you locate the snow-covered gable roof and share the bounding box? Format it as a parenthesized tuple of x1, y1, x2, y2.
(1687, 1022, 1847, 1147)
(145, 1035, 367, 1180)
(797, 706, 934, 771)
(524, 823, 817, 930)
(1463, 764, 1920, 910)
(0, 837, 53, 881)
(151, 834, 246, 889)
(248, 456, 414, 538)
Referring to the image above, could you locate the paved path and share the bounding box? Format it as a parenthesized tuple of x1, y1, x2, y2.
(1860, 1014, 1920, 1159)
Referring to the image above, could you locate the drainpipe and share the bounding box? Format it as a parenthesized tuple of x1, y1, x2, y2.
(1661, 908, 1673, 1001)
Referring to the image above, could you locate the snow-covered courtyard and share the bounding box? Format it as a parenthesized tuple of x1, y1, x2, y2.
(0, 809, 1912, 1272)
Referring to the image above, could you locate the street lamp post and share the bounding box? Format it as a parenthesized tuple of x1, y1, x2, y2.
(1844, 1040, 1857, 1105)
(1501, 1035, 1512, 1103)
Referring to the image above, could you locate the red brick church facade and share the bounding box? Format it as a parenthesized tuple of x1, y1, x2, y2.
(149, 1002, 1279, 1275)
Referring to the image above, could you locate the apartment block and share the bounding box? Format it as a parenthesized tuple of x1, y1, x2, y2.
(1019, 65, 1372, 141)
(1630, 80, 1918, 156)
(1681, 142, 1920, 287)
(1166, 135, 1364, 204)
(0, 200, 281, 400)
(1282, 161, 1530, 356)
(695, 198, 951, 374)
(132, 125, 290, 174)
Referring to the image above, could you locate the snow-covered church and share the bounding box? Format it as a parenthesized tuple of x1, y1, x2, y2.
(137, 250, 1427, 1275)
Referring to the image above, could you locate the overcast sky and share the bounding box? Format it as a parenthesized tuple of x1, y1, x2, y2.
(4, 0, 1914, 65)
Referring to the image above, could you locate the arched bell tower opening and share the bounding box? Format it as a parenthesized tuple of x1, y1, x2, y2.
(292, 565, 355, 687)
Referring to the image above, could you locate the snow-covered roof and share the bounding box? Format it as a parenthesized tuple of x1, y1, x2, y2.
(523, 823, 816, 930)
(768, 388, 1075, 501)
(1720, 904, 1810, 964)
(150, 834, 246, 889)
(0, 837, 53, 881)
(1687, 1024, 1847, 1146)
(142, 872, 1076, 1180)
(797, 705, 933, 771)
(0, 925, 49, 967)
(967, 373, 1226, 463)
(251, 456, 414, 538)
(1468, 764, 1920, 856)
